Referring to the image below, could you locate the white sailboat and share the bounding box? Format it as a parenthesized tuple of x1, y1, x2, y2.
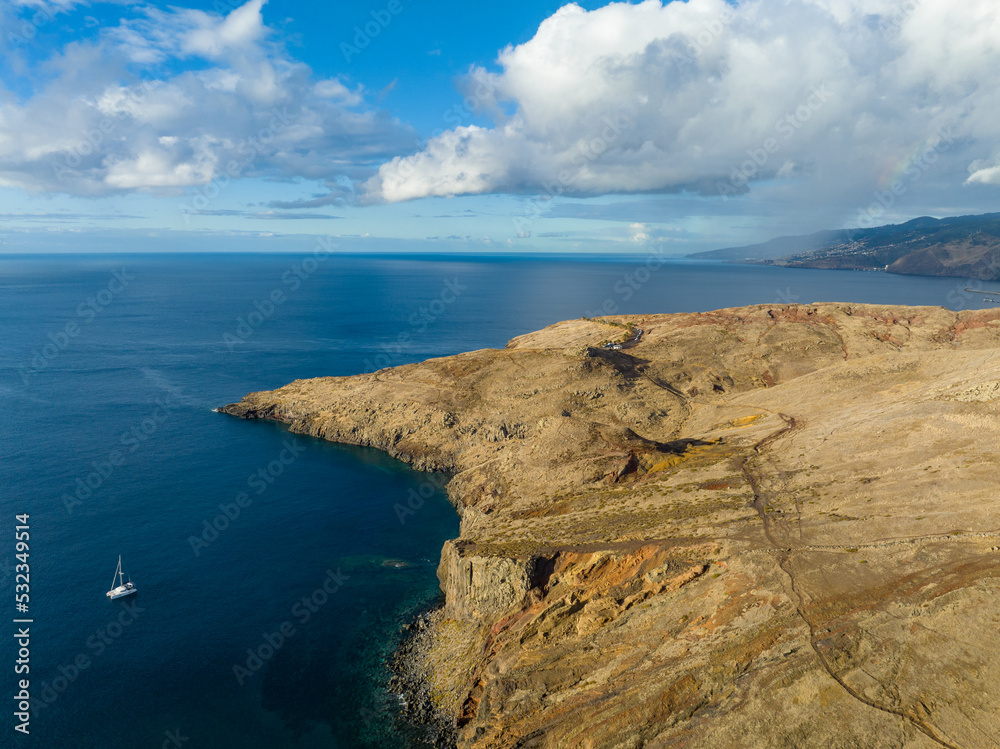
(106, 555, 137, 599)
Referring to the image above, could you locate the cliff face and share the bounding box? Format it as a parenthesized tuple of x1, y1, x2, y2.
(221, 304, 1000, 748)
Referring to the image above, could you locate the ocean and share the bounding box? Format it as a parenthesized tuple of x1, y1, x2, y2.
(0, 252, 993, 748)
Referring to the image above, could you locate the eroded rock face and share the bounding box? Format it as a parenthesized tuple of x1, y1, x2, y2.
(221, 304, 1000, 749)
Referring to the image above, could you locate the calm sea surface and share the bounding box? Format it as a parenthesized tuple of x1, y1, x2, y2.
(0, 253, 992, 748)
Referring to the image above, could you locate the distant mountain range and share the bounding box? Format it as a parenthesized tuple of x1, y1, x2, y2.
(690, 212, 1000, 280)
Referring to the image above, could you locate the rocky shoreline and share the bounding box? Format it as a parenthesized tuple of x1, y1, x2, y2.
(222, 303, 1000, 748)
(388, 608, 458, 748)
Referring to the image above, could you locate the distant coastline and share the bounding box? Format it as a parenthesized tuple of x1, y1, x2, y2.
(690, 211, 1000, 282)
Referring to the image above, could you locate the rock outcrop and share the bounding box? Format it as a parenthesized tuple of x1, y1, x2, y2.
(221, 304, 1000, 748)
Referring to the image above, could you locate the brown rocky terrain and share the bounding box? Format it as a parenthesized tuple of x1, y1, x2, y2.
(221, 303, 1000, 748)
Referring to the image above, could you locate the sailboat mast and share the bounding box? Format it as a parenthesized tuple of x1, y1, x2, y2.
(111, 555, 122, 589)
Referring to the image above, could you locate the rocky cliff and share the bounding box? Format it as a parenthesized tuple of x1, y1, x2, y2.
(221, 303, 1000, 748)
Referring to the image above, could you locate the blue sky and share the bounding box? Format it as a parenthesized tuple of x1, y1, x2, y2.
(2, 0, 1000, 253)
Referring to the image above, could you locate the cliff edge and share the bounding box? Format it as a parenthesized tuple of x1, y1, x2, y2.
(221, 303, 1000, 749)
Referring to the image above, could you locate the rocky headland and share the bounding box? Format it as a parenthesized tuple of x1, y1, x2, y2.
(220, 303, 1000, 748)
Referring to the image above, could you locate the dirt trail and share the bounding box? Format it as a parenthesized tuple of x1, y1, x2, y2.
(740, 413, 966, 749)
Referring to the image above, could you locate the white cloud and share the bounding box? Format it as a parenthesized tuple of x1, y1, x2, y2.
(0, 0, 416, 196)
(107, 0, 269, 65)
(628, 223, 650, 244)
(12, 0, 85, 8)
(967, 157, 1000, 186)
(365, 0, 1000, 206)
(183, 0, 269, 59)
(314, 79, 363, 106)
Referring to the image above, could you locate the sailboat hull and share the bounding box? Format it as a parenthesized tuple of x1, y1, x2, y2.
(107, 555, 137, 599)
(106, 583, 137, 599)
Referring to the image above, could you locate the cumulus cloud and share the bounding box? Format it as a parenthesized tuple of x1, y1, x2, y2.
(0, 0, 416, 196)
(365, 0, 1000, 204)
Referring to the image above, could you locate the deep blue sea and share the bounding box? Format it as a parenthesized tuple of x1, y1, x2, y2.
(0, 252, 993, 749)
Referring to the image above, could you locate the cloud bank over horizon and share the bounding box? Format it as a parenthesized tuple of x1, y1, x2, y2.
(3, 0, 1000, 243)
(365, 0, 1000, 211)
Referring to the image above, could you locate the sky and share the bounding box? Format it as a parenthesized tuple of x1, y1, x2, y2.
(1, 0, 999, 254)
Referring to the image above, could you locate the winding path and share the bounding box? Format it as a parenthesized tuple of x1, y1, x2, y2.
(739, 412, 970, 749)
